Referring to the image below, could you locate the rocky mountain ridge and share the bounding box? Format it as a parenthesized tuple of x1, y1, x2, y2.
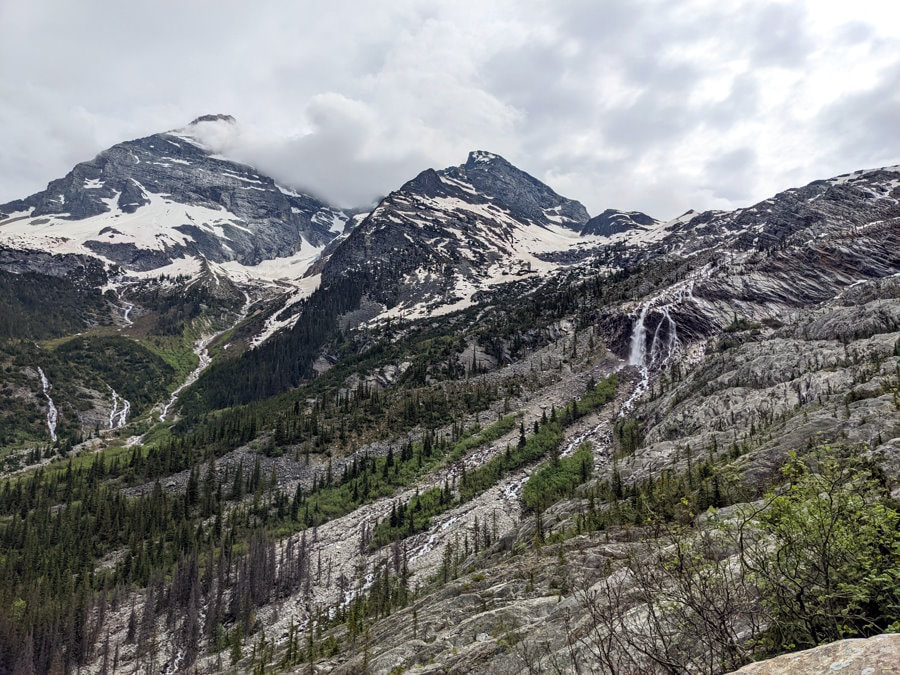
(317, 150, 601, 322)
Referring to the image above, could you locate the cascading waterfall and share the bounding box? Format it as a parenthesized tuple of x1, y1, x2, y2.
(118, 397, 131, 427)
(37, 367, 58, 442)
(561, 419, 609, 458)
(624, 301, 653, 411)
(109, 391, 117, 428)
(628, 303, 650, 367)
(649, 305, 679, 369)
(622, 264, 713, 412)
(108, 389, 130, 429)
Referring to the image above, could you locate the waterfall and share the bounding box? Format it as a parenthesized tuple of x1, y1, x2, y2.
(109, 389, 130, 429)
(623, 302, 652, 412)
(628, 303, 650, 366)
(118, 397, 131, 427)
(621, 264, 714, 412)
(649, 305, 679, 369)
(109, 390, 117, 428)
(37, 367, 58, 442)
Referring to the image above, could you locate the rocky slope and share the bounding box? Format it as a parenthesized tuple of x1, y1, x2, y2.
(265, 274, 897, 675)
(733, 634, 900, 674)
(316, 151, 595, 322)
(594, 165, 900, 392)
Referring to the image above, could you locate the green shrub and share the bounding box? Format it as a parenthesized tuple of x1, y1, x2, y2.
(749, 450, 900, 652)
(522, 444, 593, 510)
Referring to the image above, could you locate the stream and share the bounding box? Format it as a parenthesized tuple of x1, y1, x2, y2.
(159, 292, 251, 422)
(37, 367, 58, 442)
(109, 389, 130, 429)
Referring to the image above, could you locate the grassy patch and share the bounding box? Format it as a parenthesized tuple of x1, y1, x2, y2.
(522, 443, 593, 510)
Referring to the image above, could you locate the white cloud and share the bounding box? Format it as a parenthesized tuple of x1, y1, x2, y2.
(0, 0, 898, 219)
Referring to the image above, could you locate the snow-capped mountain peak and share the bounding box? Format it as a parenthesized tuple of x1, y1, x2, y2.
(0, 117, 348, 274)
(317, 151, 598, 322)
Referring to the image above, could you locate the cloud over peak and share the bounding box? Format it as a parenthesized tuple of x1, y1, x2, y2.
(1, 0, 899, 219)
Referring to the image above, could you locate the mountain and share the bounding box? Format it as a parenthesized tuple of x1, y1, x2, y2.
(619, 164, 900, 259)
(0, 127, 898, 675)
(317, 150, 593, 322)
(580, 208, 658, 237)
(0, 115, 347, 271)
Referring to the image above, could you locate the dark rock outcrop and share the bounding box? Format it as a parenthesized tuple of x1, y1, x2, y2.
(581, 208, 658, 236)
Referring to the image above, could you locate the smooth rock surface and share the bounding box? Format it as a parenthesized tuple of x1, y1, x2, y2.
(732, 634, 900, 674)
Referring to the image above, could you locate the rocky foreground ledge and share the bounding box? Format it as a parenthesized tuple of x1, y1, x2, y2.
(732, 634, 900, 674)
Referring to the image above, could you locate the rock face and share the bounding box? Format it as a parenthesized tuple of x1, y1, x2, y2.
(630, 165, 900, 259)
(731, 634, 900, 674)
(455, 150, 590, 229)
(597, 165, 900, 368)
(318, 150, 592, 320)
(580, 208, 658, 236)
(0, 116, 347, 271)
(0, 247, 111, 283)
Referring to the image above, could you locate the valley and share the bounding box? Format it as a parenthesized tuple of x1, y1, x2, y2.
(0, 119, 897, 674)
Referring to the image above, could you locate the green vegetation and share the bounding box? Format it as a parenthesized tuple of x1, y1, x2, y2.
(183, 274, 368, 411)
(372, 375, 617, 547)
(751, 450, 900, 651)
(614, 417, 642, 456)
(446, 414, 518, 462)
(0, 336, 171, 450)
(724, 316, 762, 332)
(283, 414, 519, 534)
(580, 448, 900, 673)
(0, 269, 110, 339)
(141, 332, 200, 383)
(522, 443, 593, 511)
(56, 335, 173, 409)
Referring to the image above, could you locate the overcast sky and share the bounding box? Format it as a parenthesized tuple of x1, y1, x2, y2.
(1, 0, 898, 219)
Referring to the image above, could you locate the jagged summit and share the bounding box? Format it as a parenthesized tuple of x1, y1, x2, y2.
(448, 150, 590, 230)
(465, 149, 506, 166)
(319, 150, 595, 321)
(398, 167, 445, 197)
(188, 113, 236, 126)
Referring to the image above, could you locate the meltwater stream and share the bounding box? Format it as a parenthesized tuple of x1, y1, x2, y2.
(108, 389, 130, 429)
(159, 291, 252, 422)
(37, 367, 58, 442)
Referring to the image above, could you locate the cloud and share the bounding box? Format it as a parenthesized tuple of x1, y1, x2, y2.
(233, 94, 437, 208)
(815, 61, 900, 169)
(0, 0, 899, 220)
